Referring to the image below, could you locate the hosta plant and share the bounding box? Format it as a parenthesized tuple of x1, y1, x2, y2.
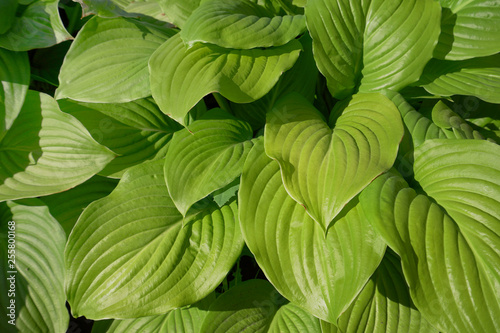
(1, 0, 500, 332)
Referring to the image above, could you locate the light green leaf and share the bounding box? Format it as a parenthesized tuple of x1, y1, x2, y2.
(65, 159, 244, 319)
(200, 279, 321, 333)
(58, 97, 182, 178)
(430, 100, 486, 140)
(0, 49, 30, 141)
(417, 55, 500, 104)
(435, 0, 500, 60)
(231, 33, 318, 129)
(91, 294, 215, 333)
(40, 176, 119, 236)
(321, 252, 438, 333)
(305, 0, 441, 98)
(265, 93, 403, 231)
(360, 139, 500, 332)
(158, 0, 202, 27)
(0, 0, 17, 34)
(239, 141, 386, 323)
(164, 110, 253, 216)
(0, 91, 115, 201)
(181, 0, 306, 49)
(75, 0, 171, 21)
(0, 199, 68, 333)
(56, 16, 176, 103)
(0, 0, 72, 51)
(149, 34, 301, 125)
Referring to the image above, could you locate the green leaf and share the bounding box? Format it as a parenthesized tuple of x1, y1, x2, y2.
(58, 97, 182, 178)
(360, 139, 500, 332)
(181, 0, 306, 49)
(0, 49, 30, 140)
(417, 55, 500, 104)
(0, 199, 68, 333)
(430, 100, 486, 140)
(40, 175, 119, 236)
(0, 91, 115, 201)
(0, 0, 17, 34)
(200, 279, 321, 333)
(149, 34, 301, 125)
(56, 16, 176, 103)
(320, 252, 438, 333)
(239, 141, 386, 323)
(305, 0, 441, 98)
(434, 0, 500, 60)
(265, 93, 403, 231)
(231, 33, 318, 129)
(0, 0, 72, 51)
(164, 110, 254, 216)
(91, 294, 215, 333)
(65, 159, 244, 319)
(158, 0, 202, 27)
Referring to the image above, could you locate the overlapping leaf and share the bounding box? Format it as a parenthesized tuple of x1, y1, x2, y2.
(231, 33, 318, 129)
(91, 294, 215, 333)
(0, 0, 17, 34)
(417, 55, 500, 103)
(149, 34, 301, 125)
(58, 97, 182, 178)
(0, 49, 29, 140)
(65, 159, 244, 319)
(0, 0, 72, 51)
(320, 252, 438, 333)
(305, 0, 441, 98)
(239, 142, 386, 323)
(159, 0, 202, 27)
(56, 16, 176, 103)
(265, 93, 403, 230)
(40, 176, 119, 236)
(200, 279, 321, 333)
(434, 0, 500, 60)
(181, 0, 306, 49)
(164, 110, 254, 216)
(0, 91, 115, 201)
(360, 139, 500, 332)
(0, 199, 68, 333)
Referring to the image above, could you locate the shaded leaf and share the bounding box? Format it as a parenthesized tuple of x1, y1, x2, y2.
(0, 91, 115, 201)
(56, 16, 176, 103)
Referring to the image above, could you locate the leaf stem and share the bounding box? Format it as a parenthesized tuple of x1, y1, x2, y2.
(213, 93, 232, 115)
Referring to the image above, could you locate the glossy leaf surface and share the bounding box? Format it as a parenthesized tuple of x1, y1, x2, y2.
(65, 160, 244, 319)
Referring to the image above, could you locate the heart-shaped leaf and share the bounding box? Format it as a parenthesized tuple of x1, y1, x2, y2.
(0, 199, 68, 333)
(65, 159, 244, 319)
(434, 0, 500, 60)
(305, 0, 441, 98)
(320, 252, 438, 333)
(360, 139, 500, 332)
(0, 48, 30, 140)
(149, 34, 301, 125)
(0, 0, 72, 51)
(181, 0, 306, 49)
(417, 55, 500, 104)
(265, 93, 403, 230)
(0, 91, 115, 201)
(56, 16, 176, 103)
(164, 109, 254, 216)
(58, 97, 182, 178)
(200, 279, 321, 333)
(239, 141, 386, 323)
